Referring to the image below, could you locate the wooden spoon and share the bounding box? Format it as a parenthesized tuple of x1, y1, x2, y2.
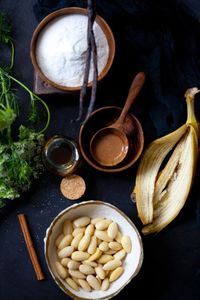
(90, 72, 145, 167)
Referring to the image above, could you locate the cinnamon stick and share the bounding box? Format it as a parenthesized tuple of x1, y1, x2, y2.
(18, 214, 45, 281)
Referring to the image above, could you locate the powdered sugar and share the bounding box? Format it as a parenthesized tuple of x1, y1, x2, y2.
(36, 14, 109, 87)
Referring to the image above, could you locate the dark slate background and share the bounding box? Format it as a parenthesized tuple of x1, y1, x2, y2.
(0, 0, 200, 299)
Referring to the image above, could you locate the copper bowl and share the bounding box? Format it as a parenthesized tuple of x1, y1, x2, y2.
(79, 106, 144, 172)
(30, 7, 115, 92)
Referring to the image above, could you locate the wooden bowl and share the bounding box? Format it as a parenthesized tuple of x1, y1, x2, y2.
(44, 200, 143, 299)
(79, 106, 144, 172)
(30, 7, 115, 92)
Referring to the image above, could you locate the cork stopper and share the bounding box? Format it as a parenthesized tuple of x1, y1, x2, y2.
(60, 174, 86, 200)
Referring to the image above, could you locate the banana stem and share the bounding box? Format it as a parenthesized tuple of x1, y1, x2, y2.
(185, 87, 199, 135)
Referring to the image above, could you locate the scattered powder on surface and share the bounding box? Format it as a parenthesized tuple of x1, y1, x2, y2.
(60, 174, 86, 200)
(36, 14, 109, 87)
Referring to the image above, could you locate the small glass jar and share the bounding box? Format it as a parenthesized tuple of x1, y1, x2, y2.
(42, 135, 81, 176)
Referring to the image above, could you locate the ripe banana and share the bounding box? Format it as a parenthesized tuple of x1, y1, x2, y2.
(132, 88, 199, 234)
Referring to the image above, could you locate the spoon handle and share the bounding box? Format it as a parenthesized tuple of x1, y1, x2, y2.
(115, 72, 145, 127)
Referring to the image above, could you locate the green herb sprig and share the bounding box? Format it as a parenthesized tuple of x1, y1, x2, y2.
(0, 12, 50, 208)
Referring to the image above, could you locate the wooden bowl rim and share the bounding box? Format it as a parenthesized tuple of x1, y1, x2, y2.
(79, 106, 144, 172)
(30, 7, 115, 91)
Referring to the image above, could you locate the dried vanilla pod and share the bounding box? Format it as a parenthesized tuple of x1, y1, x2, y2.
(76, 0, 97, 122)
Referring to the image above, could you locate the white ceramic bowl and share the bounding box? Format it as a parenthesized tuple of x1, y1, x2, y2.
(44, 200, 143, 299)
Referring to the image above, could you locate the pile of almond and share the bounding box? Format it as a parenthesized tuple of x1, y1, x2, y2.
(54, 216, 132, 292)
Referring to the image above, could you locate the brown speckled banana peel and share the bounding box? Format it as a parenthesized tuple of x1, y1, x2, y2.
(133, 88, 199, 234)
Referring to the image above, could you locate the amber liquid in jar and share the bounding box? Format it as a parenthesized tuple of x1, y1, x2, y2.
(42, 136, 81, 176)
(48, 143, 72, 165)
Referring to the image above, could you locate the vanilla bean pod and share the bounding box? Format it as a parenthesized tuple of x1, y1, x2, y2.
(85, 26, 98, 122)
(75, 19, 92, 121)
(75, 0, 97, 122)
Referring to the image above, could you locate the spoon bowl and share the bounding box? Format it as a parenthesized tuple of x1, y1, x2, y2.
(90, 127, 129, 167)
(89, 72, 145, 167)
(79, 106, 144, 172)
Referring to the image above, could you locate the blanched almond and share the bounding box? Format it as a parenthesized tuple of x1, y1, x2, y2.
(96, 275, 102, 285)
(79, 264, 95, 275)
(95, 230, 112, 242)
(103, 259, 122, 271)
(101, 278, 110, 291)
(104, 249, 117, 255)
(87, 236, 97, 255)
(109, 241, 122, 251)
(66, 277, 79, 291)
(71, 277, 80, 286)
(68, 260, 80, 270)
(55, 234, 64, 247)
(91, 217, 104, 225)
(60, 257, 71, 267)
(55, 261, 68, 279)
(83, 260, 98, 267)
(114, 249, 126, 261)
(63, 220, 73, 235)
(88, 248, 102, 262)
(58, 234, 73, 250)
(99, 242, 109, 252)
(97, 255, 113, 264)
(109, 267, 124, 282)
(71, 251, 90, 261)
(71, 233, 84, 249)
(72, 227, 86, 237)
(58, 246, 74, 258)
(95, 219, 112, 230)
(121, 235, 132, 253)
(95, 265, 105, 280)
(78, 279, 91, 292)
(78, 234, 91, 251)
(69, 269, 86, 279)
(115, 231, 122, 243)
(86, 275, 101, 290)
(85, 224, 95, 236)
(107, 222, 118, 239)
(73, 217, 90, 228)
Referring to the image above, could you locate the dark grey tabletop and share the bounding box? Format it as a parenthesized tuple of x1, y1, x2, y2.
(0, 1, 200, 300)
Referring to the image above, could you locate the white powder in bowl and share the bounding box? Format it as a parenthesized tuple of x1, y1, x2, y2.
(36, 14, 109, 87)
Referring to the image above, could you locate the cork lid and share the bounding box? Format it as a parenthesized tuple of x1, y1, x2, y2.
(60, 174, 86, 200)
